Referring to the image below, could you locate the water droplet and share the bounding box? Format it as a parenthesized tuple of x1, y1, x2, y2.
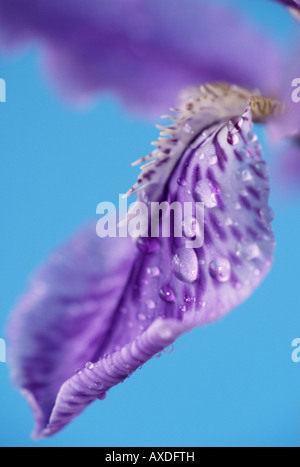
(180, 118, 199, 141)
(85, 362, 94, 370)
(177, 177, 187, 187)
(254, 161, 269, 178)
(236, 242, 260, 260)
(196, 151, 205, 161)
(179, 304, 187, 313)
(209, 257, 231, 283)
(199, 259, 206, 266)
(147, 266, 160, 277)
(236, 167, 253, 182)
(259, 206, 274, 224)
(98, 393, 107, 401)
(94, 382, 103, 390)
(145, 299, 156, 310)
(137, 312, 147, 322)
(194, 179, 219, 209)
(227, 133, 239, 146)
(137, 237, 160, 254)
(247, 131, 258, 143)
(163, 344, 174, 355)
(184, 295, 192, 303)
(159, 286, 175, 303)
(172, 248, 199, 283)
(75, 369, 82, 375)
(208, 154, 218, 166)
(224, 217, 233, 226)
(234, 202, 242, 211)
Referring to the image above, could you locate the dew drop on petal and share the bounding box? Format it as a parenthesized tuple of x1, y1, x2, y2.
(227, 133, 239, 146)
(254, 161, 269, 178)
(247, 131, 258, 143)
(234, 202, 242, 211)
(177, 177, 187, 187)
(259, 206, 275, 224)
(194, 179, 218, 208)
(85, 362, 94, 370)
(184, 295, 192, 303)
(209, 257, 231, 283)
(224, 217, 233, 226)
(208, 154, 218, 166)
(146, 266, 160, 277)
(172, 247, 199, 283)
(98, 393, 107, 401)
(159, 286, 175, 302)
(236, 167, 253, 182)
(146, 299, 156, 310)
(180, 118, 198, 141)
(137, 312, 147, 321)
(163, 344, 174, 355)
(196, 151, 205, 161)
(236, 242, 260, 260)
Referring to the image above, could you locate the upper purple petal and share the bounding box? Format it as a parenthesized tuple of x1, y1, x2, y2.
(0, 0, 282, 115)
(272, 0, 300, 12)
(8, 84, 276, 438)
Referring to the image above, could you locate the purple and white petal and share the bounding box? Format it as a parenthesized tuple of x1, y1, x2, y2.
(8, 226, 137, 438)
(46, 85, 276, 438)
(8, 84, 276, 439)
(0, 0, 282, 115)
(124, 84, 275, 331)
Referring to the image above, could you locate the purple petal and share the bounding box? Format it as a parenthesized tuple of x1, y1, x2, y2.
(125, 84, 275, 331)
(0, 0, 282, 115)
(8, 226, 137, 438)
(8, 85, 275, 439)
(272, 0, 300, 13)
(277, 139, 300, 187)
(47, 85, 275, 437)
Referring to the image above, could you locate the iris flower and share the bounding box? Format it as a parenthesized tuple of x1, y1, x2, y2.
(1, 0, 299, 438)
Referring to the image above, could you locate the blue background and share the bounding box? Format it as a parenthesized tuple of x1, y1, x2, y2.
(0, 0, 299, 447)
